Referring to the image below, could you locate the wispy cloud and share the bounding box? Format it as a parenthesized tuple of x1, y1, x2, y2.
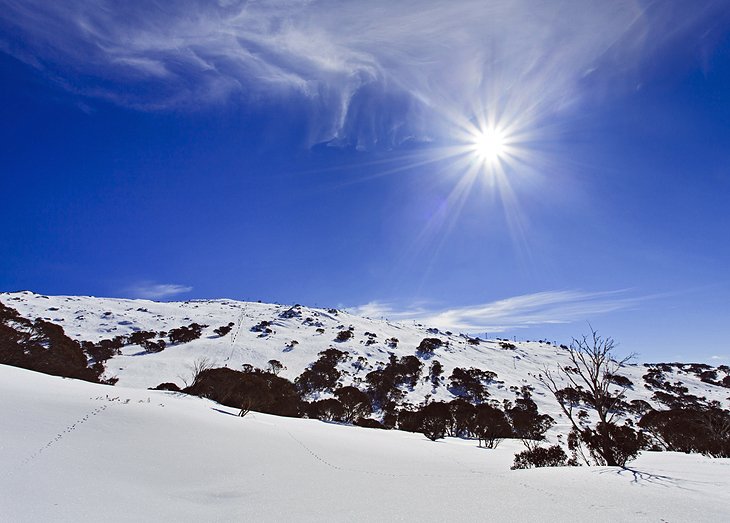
(348, 289, 645, 333)
(126, 282, 193, 300)
(1, 1, 725, 147)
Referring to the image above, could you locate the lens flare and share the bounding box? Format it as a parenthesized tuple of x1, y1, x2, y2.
(472, 128, 505, 164)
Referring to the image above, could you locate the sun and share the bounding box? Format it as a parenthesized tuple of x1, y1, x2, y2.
(472, 128, 505, 164)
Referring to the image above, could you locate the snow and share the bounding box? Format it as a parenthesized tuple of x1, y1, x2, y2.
(1, 364, 729, 522)
(2, 291, 728, 432)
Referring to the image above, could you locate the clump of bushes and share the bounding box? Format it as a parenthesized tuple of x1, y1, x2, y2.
(0, 301, 102, 382)
(639, 406, 730, 458)
(448, 367, 497, 403)
(334, 328, 354, 342)
(416, 337, 443, 357)
(184, 367, 302, 418)
(214, 322, 235, 337)
(512, 445, 569, 469)
(365, 353, 423, 406)
(295, 348, 350, 394)
(251, 320, 273, 336)
(168, 323, 207, 344)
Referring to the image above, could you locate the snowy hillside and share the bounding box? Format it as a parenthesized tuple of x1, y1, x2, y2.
(2, 290, 728, 427)
(2, 363, 729, 522)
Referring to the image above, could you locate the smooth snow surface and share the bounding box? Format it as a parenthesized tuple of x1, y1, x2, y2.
(2, 364, 729, 522)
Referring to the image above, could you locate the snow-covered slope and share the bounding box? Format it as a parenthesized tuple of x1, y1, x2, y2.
(2, 290, 729, 427)
(1, 363, 728, 522)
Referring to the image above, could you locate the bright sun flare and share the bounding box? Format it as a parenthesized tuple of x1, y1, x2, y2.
(472, 128, 505, 163)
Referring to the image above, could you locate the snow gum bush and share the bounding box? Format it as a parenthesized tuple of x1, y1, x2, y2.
(512, 445, 569, 470)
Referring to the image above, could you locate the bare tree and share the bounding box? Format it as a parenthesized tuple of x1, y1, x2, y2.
(540, 328, 640, 466)
(179, 356, 215, 388)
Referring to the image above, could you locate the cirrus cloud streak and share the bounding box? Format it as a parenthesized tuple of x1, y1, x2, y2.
(1, 1, 726, 147)
(348, 289, 646, 333)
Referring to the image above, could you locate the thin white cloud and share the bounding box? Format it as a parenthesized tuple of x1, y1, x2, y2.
(1, 1, 725, 146)
(348, 289, 644, 333)
(127, 282, 193, 300)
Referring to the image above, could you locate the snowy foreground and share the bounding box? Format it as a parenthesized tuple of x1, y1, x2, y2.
(2, 365, 728, 522)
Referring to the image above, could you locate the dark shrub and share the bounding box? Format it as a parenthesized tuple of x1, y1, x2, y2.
(639, 407, 730, 457)
(128, 330, 157, 346)
(184, 367, 302, 417)
(354, 417, 385, 429)
(141, 339, 166, 353)
(169, 323, 207, 344)
(607, 373, 634, 388)
(397, 408, 424, 433)
(267, 359, 285, 375)
(448, 367, 497, 403)
(295, 348, 349, 394)
(512, 445, 569, 469)
(578, 422, 647, 467)
(473, 404, 512, 448)
(420, 401, 451, 441)
(0, 302, 100, 382)
(308, 398, 345, 421)
(365, 353, 422, 406)
(429, 360, 444, 387)
(334, 329, 353, 342)
(447, 399, 477, 437)
(506, 395, 554, 449)
(214, 323, 235, 337)
(251, 321, 273, 336)
(152, 382, 180, 391)
(416, 337, 442, 357)
(335, 386, 372, 423)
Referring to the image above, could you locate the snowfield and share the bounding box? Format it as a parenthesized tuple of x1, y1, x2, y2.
(2, 291, 728, 424)
(1, 364, 729, 522)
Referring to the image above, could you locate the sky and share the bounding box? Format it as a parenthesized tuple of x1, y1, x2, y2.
(1, 0, 730, 363)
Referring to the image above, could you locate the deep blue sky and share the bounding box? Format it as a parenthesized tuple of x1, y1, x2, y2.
(2, 1, 730, 362)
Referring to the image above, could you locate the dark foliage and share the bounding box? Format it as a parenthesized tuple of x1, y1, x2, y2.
(639, 407, 730, 457)
(446, 399, 477, 437)
(512, 445, 569, 469)
(473, 403, 512, 448)
(128, 330, 157, 346)
(307, 398, 345, 421)
(334, 329, 354, 342)
(184, 367, 302, 417)
(429, 360, 444, 388)
(214, 323, 235, 337)
(168, 323, 207, 344)
(397, 408, 424, 433)
(420, 401, 451, 441)
(448, 367, 497, 403)
(506, 395, 554, 449)
(575, 422, 647, 467)
(267, 359, 285, 375)
(141, 339, 166, 353)
(365, 353, 423, 406)
(250, 320, 273, 336)
(334, 386, 372, 423)
(152, 382, 180, 391)
(280, 305, 302, 319)
(607, 373, 634, 388)
(81, 335, 125, 364)
(295, 348, 349, 394)
(0, 301, 101, 382)
(354, 417, 385, 429)
(541, 329, 638, 467)
(416, 337, 443, 357)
